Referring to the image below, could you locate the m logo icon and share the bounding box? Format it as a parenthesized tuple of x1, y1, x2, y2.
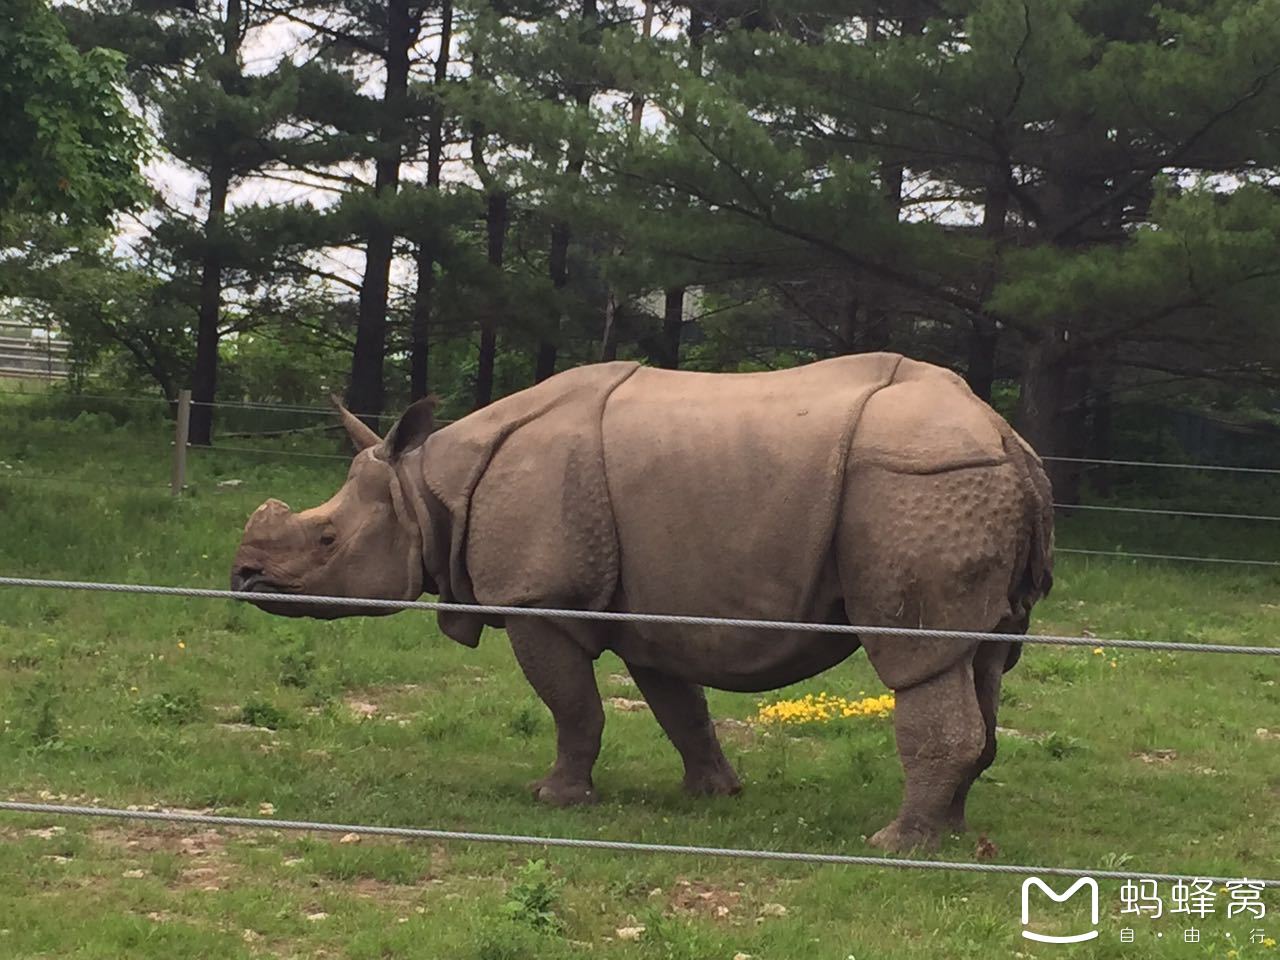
(1021, 877, 1100, 943)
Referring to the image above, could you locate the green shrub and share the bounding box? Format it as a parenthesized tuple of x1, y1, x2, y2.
(234, 698, 290, 730)
(502, 859, 563, 932)
(132, 689, 204, 726)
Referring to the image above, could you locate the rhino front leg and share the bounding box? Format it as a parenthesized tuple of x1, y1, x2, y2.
(626, 664, 742, 797)
(869, 656, 985, 854)
(507, 620, 604, 807)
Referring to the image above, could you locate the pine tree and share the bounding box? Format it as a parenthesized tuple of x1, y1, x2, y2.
(604, 0, 1280, 498)
(273, 0, 455, 427)
(67, 0, 314, 443)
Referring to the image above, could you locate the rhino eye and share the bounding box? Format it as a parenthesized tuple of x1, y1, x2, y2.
(320, 533, 336, 546)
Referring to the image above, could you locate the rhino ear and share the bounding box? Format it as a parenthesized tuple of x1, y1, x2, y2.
(383, 395, 439, 463)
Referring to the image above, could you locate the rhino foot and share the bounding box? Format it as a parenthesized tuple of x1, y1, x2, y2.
(682, 762, 743, 798)
(868, 818, 941, 855)
(528, 775, 598, 807)
(941, 807, 969, 834)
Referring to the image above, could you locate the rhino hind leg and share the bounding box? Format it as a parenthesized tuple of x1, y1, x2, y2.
(626, 663, 742, 797)
(943, 639, 1012, 832)
(507, 620, 604, 807)
(868, 656, 987, 855)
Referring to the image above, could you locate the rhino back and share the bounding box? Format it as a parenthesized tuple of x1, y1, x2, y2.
(601, 353, 903, 610)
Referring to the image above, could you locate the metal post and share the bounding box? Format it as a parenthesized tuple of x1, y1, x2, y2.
(171, 389, 191, 496)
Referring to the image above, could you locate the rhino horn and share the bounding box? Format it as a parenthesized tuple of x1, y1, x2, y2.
(330, 394, 382, 452)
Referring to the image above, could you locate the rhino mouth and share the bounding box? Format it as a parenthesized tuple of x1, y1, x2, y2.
(230, 571, 296, 595)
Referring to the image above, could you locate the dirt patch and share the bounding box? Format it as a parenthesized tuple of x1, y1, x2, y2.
(668, 878, 743, 923)
(715, 718, 758, 748)
(1133, 749, 1178, 764)
(219, 722, 277, 734)
(26, 825, 66, 840)
(346, 876, 429, 906)
(90, 824, 236, 891)
(607, 697, 650, 713)
(995, 726, 1043, 742)
(338, 687, 425, 725)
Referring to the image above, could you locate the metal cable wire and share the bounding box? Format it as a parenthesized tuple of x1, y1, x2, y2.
(10, 391, 1280, 474)
(0, 802, 1273, 887)
(23, 465, 1263, 537)
(0, 473, 168, 490)
(0, 392, 170, 408)
(9, 393, 1280, 474)
(187, 444, 351, 462)
(189, 398, 376, 416)
(1055, 502, 1280, 523)
(1058, 547, 1280, 568)
(1044, 455, 1280, 476)
(1, 576, 1276, 656)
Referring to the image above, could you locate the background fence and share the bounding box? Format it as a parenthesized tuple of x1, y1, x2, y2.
(1, 385, 1278, 896)
(4, 384, 1279, 571)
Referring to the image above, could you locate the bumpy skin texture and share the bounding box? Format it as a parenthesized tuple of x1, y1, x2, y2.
(233, 352, 1054, 854)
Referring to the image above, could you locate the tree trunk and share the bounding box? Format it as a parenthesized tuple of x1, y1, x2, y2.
(187, 0, 241, 447)
(1089, 362, 1114, 497)
(189, 157, 229, 447)
(966, 321, 998, 402)
(597, 0, 653, 363)
(475, 190, 507, 409)
(539, 219, 572, 382)
(600, 293, 619, 362)
(409, 0, 452, 401)
(1015, 334, 1090, 504)
(856, 11, 922, 353)
(535, 341, 558, 382)
(347, 0, 412, 428)
(647, 9, 703, 369)
(658, 286, 685, 368)
(536, 0, 597, 383)
(966, 181, 1009, 400)
(410, 245, 433, 401)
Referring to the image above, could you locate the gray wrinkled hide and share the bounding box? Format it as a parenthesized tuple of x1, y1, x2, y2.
(411, 353, 1052, 696)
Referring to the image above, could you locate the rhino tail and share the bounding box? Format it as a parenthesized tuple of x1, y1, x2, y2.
(996, 421, 1056, 673)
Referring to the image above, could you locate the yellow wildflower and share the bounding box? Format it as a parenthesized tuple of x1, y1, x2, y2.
(756, 693, 895, 726)
(1091, 647, 1104, 656)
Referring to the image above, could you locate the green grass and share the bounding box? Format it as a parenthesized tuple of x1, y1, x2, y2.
(1, 401, 1278, 958)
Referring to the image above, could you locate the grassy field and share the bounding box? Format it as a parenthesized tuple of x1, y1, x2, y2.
(0, 394, 1278, 959)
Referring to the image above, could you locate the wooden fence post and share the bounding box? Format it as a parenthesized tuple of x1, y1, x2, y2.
(170, 389, 191, 496)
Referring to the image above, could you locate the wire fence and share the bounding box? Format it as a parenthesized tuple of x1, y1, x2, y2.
(1053, 502, 1280, 522)
(5, 396, 1280, 890)
(1043, 454, 1280, 476)
(2, 801, 1274, 887)
(6, 389, 1280, 474)
(2, 576, 1278, 655)
(0, 576, 1276, 888)
(6, 391, 1280, 569)
(1056, 547, 1280, 567)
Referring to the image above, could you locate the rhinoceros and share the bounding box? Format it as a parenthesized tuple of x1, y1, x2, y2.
(230, 353, 1053, 852)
